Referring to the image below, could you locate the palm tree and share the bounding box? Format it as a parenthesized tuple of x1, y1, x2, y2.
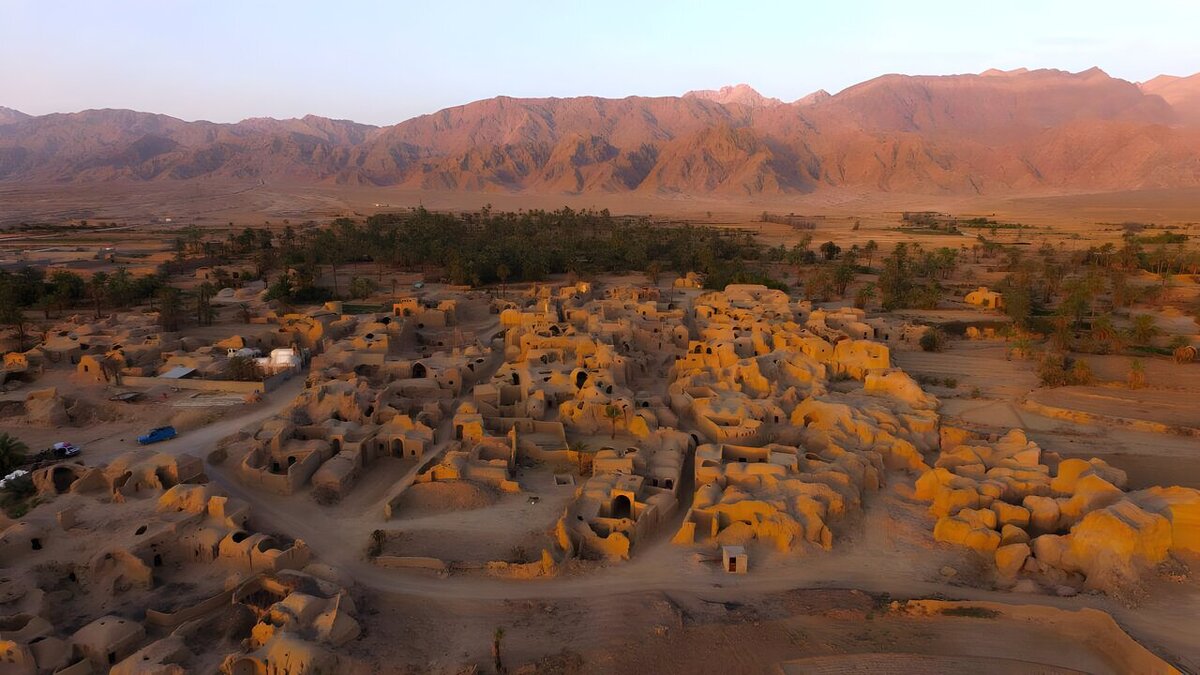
(1127, 358, 1146, 389)
(492, 627, 506, 674)
(157, 287, 184, 331)
(195, 283, 217, 326)
(0, 289, 29, 351)
(854, 283, 876, 310)
(86, 272, 108, 319)
(1128, 314, 1161, 346)
(1089, 314, 1123, 353)
(604, 404, 622, 439)
(496, 264, 511, 298)
(863, 240, 879, 270)
(569, 441, 593, 475)
(1010, 334, 1034, 360)
(0, 433, 28, 474)
(646, 261, 662, 285)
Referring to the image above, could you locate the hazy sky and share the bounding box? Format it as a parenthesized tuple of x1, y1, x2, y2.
(2, 0, 1198, 125)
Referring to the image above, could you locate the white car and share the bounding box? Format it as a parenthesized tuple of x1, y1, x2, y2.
(53, 442, 81, 458)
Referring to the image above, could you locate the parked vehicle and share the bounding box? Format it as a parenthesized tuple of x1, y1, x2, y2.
(52, 442, 81, 458)
(0, 469, 29, 489)
(137, 426, 177, 445)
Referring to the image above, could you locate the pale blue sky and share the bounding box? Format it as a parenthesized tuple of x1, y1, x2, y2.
(2, 0, 1197, 125)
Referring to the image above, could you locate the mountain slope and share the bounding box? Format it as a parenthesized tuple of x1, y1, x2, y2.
(2, 68, 1200, 196)
(1142, 74, 1200, 126)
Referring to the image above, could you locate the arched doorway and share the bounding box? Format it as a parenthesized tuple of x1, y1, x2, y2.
(51, 467, 77, 493)
(411, 362, 427, 378)
(613, 494, 632, 520)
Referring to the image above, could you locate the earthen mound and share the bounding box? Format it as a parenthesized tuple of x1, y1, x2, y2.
(390, 481, 498, 517)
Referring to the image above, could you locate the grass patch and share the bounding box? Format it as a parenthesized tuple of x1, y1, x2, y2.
(940, 606, 1001, 619)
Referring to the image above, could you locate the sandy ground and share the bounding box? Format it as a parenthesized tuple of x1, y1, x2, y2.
(897, 340, 1200, 491)
(347, 587, 1163, 674)
(4, 186, 1200, 671)
(382, 471, 573, 563)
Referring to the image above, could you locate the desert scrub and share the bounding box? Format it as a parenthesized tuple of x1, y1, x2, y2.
(940, 606, 1000, 619)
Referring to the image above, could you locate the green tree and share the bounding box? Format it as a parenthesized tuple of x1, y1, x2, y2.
(496, 263, 511, 297)
(156, 286, 184, 331)
(1069, 358, 1094, 385)
(863, 240, 879, 270)
(570, 441, 593, 476)
(0, 433, 27, 474)
(349, 276, 376, 300)
(0, 285, 29, 351)
(1089, 314, 1123, 353)
(1128, 314, 1161, 345)
(106, 265, 136, 307)
(493, 627, 506, 675)
(920, 328, 947, 352)
(604, 404, 622, 439)
(86, 272, 109, 319)
(819, 241, 841, 261)
(1127, 358, 1146, 389)
(195, 282, 217, 326)
(833, 262, 856, 297)
(999, 281, 1033, 329)
(266, 274, 295, 302)
(646, 260, 662, 285)
(879, 244, 913, 311)
(804, 268, 835, 302)
(48, 270, 85, 305)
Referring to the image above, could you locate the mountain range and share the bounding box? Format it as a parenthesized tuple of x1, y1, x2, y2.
(3, 67, 1200, 197)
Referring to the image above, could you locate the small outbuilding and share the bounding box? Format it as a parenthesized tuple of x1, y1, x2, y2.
(721, 545, 748, 574)
(965, 286, 1003, 310)
(72, 615, 146, 668)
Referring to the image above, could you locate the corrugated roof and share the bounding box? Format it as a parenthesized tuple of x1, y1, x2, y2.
(160, 366, 197, 379)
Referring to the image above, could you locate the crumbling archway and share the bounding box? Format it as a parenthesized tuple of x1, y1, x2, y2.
(411, 362, 427, 379)
(50, 466, 79, 493)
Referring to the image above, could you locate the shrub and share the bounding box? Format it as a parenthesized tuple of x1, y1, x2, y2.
(311, 485, 341, 506)
(940, 606, 1001, 619)
(1037, 353, 1071, 387)
(1, 473, 36, 518)
(1069, 359, 1094, 386)
(1127, 359, 1146, 390)
(367, 529, 387, 558)
(920, 328, 947, 352)
(1039, 353, 1096, 387)
(349, 276, 376, 300)
(227, 355, 263, 382)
